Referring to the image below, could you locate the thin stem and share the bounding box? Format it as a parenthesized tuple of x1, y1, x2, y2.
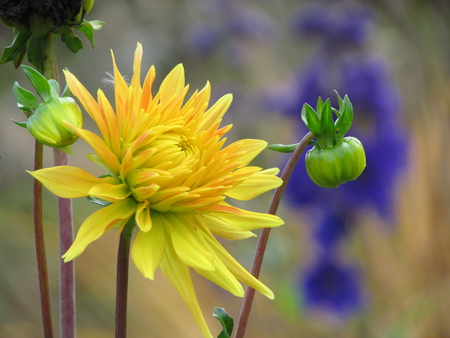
(42, 31, 76, 338)
(34, 139, 54, 338)
(115, 219, 135, 338)
(234, 132, 314, 338)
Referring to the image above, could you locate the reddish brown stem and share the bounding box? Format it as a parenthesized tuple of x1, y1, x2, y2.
(34, 140, 54, 338)
(234, 132, 313, 338)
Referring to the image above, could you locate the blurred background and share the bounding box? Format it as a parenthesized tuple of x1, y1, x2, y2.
(1, 0, 450, 337)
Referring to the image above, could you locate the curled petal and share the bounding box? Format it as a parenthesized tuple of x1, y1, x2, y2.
(28, 166, 103, 198)
(63, 198, 136, 262)
(132, 212, 166, 280)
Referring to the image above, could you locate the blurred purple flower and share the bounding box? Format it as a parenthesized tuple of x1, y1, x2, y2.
(314, 211, 349, 251)
(302, 254, 363, 314)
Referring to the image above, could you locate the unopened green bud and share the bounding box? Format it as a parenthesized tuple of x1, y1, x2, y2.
(27, 97, 82, 154)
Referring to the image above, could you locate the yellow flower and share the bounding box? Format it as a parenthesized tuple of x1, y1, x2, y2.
(28, 42, 283, 338)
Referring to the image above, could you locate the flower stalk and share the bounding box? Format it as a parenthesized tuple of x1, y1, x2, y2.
(33, 137, 54, 338)
(115, 219, 135, 338)
(42, 30, 76, 338)
(234, 132, 314, 338)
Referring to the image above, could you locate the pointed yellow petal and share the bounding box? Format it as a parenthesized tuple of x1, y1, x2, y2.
(203, 214, 256, 240)
(159, 64, 185, 105)
(197, 94, 232, 132)
(28, 166, 103, 198)
(160, 239, 213, 338)
(131, 212, 166, 280)
(89, 183, 131, 201)
(135, 202, 152, 232)
(204, 234, 274, 300)
(71, 127, 121, 174)
(209, 203, 284, 231)
(62, 198, 136, 261)
(235, 139, 268, 168)
(163, 213, 215, 271)
(225, 169, 283, 201)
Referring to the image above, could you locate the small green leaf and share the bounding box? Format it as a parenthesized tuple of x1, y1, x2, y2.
(87, 196, 113, 207)
(21, 65, 52, 101)
(319, 99, 335, 147)
(87, 20, 105, 31)
(301, 103, 321, 136)
(76, 21, 95, 48)
(27, 35, 47, 74)
(12, 119, 28, 128)
(0, 30, 32, 64)
(334, 94, 354, 139)
(316, 97, 324, 119)
(61, 26, 84, 53)
(48, 79, 60, 97)
(61, 82, 70, 97)
(12, 82, 39, 109)
(213, 308, 233, 338)
(268, 143, 299, 153)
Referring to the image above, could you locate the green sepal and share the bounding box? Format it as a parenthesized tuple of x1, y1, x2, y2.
(0, 30, 32, 65)
(334, 93, 354, 140)
(17, 105, 33, 115)
(12, 82, 39, 110)
(61, 82, 70, 97)
(87, 196, 113, 207)
(61, 26, 83, 53)
(48, 79, 60, 97)
(13, 47, 27, 69)
(301, 103, 321, 136)
(268, 143, 299, 153)
(12, 119, 28, 128)
(27, 35, 47, 74)
(21, 65, 52, 101)
(319, 99, 335, 147)
(213, 307, 233, 338)
(315, 97, 324, 119)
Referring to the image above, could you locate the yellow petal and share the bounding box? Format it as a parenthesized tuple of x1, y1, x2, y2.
(197, 94, 232, 132)
(71, 127, 121, 174)
(203, 214, 256, 240)
(62, 198, 136, 261)
(225, 169, 283, 201)
(160, 239, 213, 338)
(163, 213, 215, 271)
(135, 201, 152, 232)
(28, 166, 103, 198)
(131, 212, 166, 280)
(159, 64, 185, 105)
(89, 183, 131, 201)
(204, 234, 274, 300)
(234, 139, 268, 168)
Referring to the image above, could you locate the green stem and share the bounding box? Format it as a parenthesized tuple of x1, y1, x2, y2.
(34, 139, 54, 338)
(115, 219, 135, 338)
(43, 31, 76, 338)
(234, 132, 314, 338)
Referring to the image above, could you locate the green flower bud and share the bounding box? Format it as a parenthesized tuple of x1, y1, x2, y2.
(27, 97, 82, 154)
(305, 137, 366, 188)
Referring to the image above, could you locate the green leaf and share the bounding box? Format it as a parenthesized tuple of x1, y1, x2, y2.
(301, 103, 321, 136)
(268, 143, 299, 153)
(27, 35, 47, 74)
(213, 308, 233, 338)
(21, 65, 52, 101)
(319, 99, 335, 147)
(0, 30, 32, 64)
(48, 79, 60, 97)
(87, 196, 113, 207)
(316, 97, 324, 119)
(12, 82, 39, 109)
(61, 26, 84, 53)
(76, 21, 95, 48)
(12, 119, 28, 128)
(334, 94, 354, 139)
(87, 20, 105, 31)
(61, 82, 70, 97)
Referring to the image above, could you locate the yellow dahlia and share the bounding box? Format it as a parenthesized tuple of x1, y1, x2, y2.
(29, 43, 283, 338)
